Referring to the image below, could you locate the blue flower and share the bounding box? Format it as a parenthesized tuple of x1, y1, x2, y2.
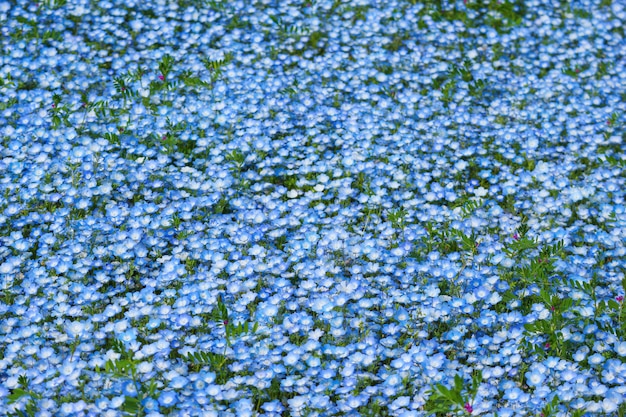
(158, 391, 178, 407)
(525, 366, 546, 387)
(142, 397, 160, 412)
(122, 381, 139, 397)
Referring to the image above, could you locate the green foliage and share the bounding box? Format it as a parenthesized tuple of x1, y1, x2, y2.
(387, 207, 408, 230)
(179, 70, 212, 89)
(358, 399, 389, 417)
(269, 15, 309, 37)
(595, 61, 611, 79)
(353, 172, 373, 195)
(562, 65, 583, 77)
(206, 0, 228, 11)
(104, 132, 120, 145)
(424, 370, 482, 416)
(454, 197, 484, 219)
(572, 8, 592, 19)
(201, 52, 233, 82)
(212, 294, 230, 323)
(185, 350, 228, 369)
(99, 339, 159, 417)
(523, 290, 574, 359)
(0, 73, 16, 88)
(158, 54, 175, 80)
(89, 100, 112, 118)
(41, 0, 68, 9)
(440, 80, 456, 106)
(481, 0, 526, 30)
(105, 358, 138, 379)
(570, 276, 626, 338)
(540, 395, 561, 417)
(47, 94, 72, 130)
(468, 78, 487, 97)
(213, 196, 232, 214)
(608, 111, 620, 126)
(225, 149, 246, 171)
(450, 228, 480, 256)
(279, 86, 298, 97)
(451, 61, 474, 83)
(502, 224, 536, 258)
(125, 66, 146, 83)
(184, 350, 233, 384)
(510, 240, 563, 289)
(305, 30, 327, 54)
(250, 377, 291, 413)
(211, 294, 258, 346)
(113, 77, 136, 102)
(383, 31, 410, 52)
(8, 376, 42, 412)
(0, 97, 18, 111)
(421, 221, 479, 257)
(103, 338, 137, 376)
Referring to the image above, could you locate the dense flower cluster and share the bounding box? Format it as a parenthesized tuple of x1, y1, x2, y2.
(0, 0, 625, 416)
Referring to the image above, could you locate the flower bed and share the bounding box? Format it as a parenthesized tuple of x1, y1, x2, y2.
(0, 0, 625, 416)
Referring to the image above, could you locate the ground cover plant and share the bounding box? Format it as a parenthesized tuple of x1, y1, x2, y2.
(0, 0, 625, 415)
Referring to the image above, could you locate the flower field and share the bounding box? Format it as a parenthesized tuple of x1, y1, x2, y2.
(0, 0, 625, 415)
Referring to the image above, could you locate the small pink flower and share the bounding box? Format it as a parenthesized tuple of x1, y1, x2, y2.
(159, 74, 165, 81)
(617, 295, 624, 303)
(512, 233, 519, 241)
(162, 135, 167, 141)
(51, 103, 56, 108)
(545, 342, 550, 350)
(464, 403, 473, 414)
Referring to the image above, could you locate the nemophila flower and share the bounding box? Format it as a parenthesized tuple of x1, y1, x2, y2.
(141, 397, 159, 412)
(158, 391, 178, 407)
(0, 0, 624, 412)
(110, 395, 126, 409)
(525, 364, 547, 387)
(122, 381, 139, 397)
(262, 400, 284, 414)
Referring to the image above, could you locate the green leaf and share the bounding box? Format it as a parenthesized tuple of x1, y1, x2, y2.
(8, 388, 30, 404)
(18, 375, 29, 390)
(435, 384, 453, 400)
(470, 369, 482, 398)
(561, 298, 573, 311)
(123, 396, 140, 415)
(454, 374, 464, 392)
(159, 54, 175, 77)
